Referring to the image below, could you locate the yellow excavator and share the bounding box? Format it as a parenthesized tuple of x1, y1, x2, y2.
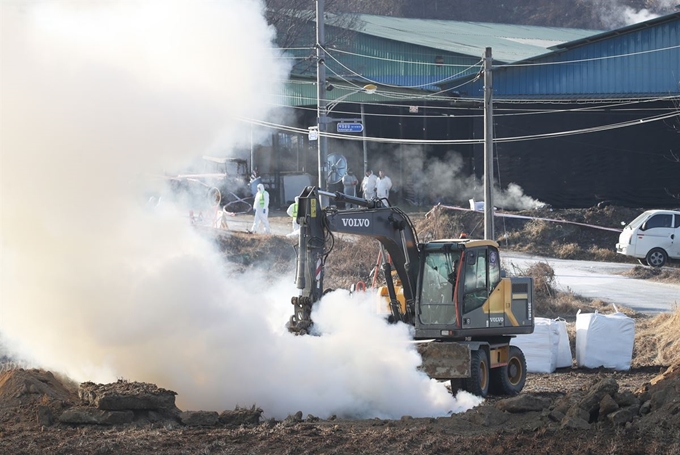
(288, 187, 534, 397)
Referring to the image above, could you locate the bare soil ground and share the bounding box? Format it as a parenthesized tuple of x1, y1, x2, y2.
(2, 205, 680, 454)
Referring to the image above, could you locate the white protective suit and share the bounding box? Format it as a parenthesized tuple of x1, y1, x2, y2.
(342, 172, 359, 208)
(250, 183, 271, 234)
(361, 171, 378, 200)
(286, 197, 300, 233)
(376, 173, 392, 199)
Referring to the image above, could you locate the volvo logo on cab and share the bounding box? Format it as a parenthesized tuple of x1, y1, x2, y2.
(341, 218, 370, 228)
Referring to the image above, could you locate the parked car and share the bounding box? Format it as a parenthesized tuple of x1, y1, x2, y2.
(616, 209, 680, 267)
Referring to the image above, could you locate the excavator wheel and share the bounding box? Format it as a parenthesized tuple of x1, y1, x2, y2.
(489, 346, 527, 396)
(462, 349, 489, 398)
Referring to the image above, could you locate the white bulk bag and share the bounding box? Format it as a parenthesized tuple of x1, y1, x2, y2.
(575, 310, 635, 370)
(555, 318, 573, 368)
(511, 317, 559, 373)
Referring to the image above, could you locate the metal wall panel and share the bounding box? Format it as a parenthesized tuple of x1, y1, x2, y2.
(476, 18, 680, 98)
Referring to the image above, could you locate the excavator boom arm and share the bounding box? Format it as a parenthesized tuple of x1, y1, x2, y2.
(288, 187, 420, 334)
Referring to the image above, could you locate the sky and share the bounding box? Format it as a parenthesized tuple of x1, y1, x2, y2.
(0, 0, 481, 419)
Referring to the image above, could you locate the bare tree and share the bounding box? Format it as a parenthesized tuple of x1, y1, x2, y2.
(264, 0, 402, 72)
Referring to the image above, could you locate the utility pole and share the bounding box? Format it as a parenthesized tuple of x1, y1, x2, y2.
(361, 103, 368, 175)
(316, 0, 328, 202)
(483, 47, 494, 240)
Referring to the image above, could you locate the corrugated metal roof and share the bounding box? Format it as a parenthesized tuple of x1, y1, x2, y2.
(331, 14, 601, 63)
(448, 12, 680, 98)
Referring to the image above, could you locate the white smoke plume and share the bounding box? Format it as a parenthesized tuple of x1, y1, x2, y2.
(587, 0, 677, 28)
(0, 1, 477, 419)
(397, 147, 545, 211)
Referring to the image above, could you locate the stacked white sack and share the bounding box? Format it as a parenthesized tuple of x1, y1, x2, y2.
(511, 317, 560, 373)
(555, 318, 573, 368)
(575, 311, 635, 370)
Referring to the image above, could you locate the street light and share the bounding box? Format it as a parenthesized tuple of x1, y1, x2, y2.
(326, 84, 377, 112)
(317, 83, 377, 203)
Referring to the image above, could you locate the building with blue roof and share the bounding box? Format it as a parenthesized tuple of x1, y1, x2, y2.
(263, 12, 680, 209)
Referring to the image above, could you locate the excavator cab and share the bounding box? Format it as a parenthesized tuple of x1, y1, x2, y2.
(412, 240, 533, 340)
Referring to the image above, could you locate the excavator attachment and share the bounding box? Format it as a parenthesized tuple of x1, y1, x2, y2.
(416, 341, 471, 379)
(288, 296, 314, 335)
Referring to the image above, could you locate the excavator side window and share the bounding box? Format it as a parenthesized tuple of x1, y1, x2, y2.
(462, 248, 488, 314)
(488, 248, 501, 290)
(419, 251, 458, 325)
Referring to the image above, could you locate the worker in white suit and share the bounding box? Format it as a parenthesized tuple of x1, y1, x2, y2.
(361, 170, 377, 201)
(286, 197, 300, 235)
(376, 170, 392, 200)
(249, 183, 271, 234)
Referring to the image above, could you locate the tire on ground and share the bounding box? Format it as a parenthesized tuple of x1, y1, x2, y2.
(489, 346, 527, 396)
(462, 349, 489, 398)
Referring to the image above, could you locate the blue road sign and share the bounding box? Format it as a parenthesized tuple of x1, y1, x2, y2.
(337, 122, 364, 133)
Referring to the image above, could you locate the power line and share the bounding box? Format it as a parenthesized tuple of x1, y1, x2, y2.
(328, 47, 483, 68)
(235, 110, 680, 145)
(323, 47, 483, 89)
(262, 88, 680, 119)
(285, 75, 680, 107)
(322, 42, 680, 70)
(324, 64, 482, 99)
(497, 44, 680, 68)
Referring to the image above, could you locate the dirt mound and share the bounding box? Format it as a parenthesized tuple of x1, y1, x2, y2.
(0, 369, 76, 408)
(0, 369, 77, 429)
(2, 364, 680, 454)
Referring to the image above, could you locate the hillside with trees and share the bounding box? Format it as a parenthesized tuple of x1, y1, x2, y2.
(266, 0, 678, 31)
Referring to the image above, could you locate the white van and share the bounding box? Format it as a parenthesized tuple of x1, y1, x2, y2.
(616, 209, 680, 267)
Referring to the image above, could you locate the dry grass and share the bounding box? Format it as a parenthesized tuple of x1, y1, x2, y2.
(623, 266, 680, 284)
(324, 236, 384, 290)
(413, 204, 650, 265)
(633, 306, 680, 367)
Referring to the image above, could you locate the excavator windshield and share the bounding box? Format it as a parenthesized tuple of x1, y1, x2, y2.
(419, 250, 461, 326)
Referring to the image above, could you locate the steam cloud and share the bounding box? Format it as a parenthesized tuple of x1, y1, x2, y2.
(0, 1, 478, 419)
(587, 0, 678, 28)
(398, 147, 545, 211)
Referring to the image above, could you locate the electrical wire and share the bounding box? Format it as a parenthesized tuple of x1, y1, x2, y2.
(329, 47, 482, 68)
(497, 44, 680, 68)
(235, 109, 680, 145)
(256, 88, 680, 121)
(284, 75, 680, 111)
(324, 66, 482, 100)
(323, 47, 484, 89)
(494, 111, 680, 143)
(320, 40, 680, 70)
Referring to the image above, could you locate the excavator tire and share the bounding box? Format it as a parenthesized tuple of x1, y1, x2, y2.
(462, 349, 489, 398)
(489, 346, 527, 396)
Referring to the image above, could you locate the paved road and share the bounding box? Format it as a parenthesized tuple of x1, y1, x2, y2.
(503, 252, 680, 314)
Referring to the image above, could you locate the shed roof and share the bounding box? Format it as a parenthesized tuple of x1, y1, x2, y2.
(330, 14, 601, 63)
